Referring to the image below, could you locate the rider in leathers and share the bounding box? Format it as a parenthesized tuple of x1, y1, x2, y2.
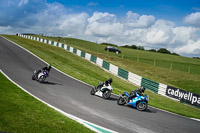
(96, 78, 113, 90)
(35, 65, 51, 77)
(128, 86, 146, 101)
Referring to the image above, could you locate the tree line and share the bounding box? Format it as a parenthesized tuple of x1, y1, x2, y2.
(121, 45, 180, 56)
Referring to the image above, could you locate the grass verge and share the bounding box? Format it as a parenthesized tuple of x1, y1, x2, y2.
(3, 35, 200, 120)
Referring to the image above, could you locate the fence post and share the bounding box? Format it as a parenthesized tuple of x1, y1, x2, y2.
(137, 55, 139, 62)
(170, 62, 173, 70)
(188, 67, 190, 74)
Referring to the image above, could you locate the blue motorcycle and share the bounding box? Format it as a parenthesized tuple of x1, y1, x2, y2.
(117, 92, 149, 111)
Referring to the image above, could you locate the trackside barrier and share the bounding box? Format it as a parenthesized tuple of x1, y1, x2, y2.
(96, 57, 103, 67)
(141, 78, 159, 93)
(109, 64, 118, 76)
(18, 34, 200, 107)
(118, 68, 128, 80)
(128, 72, 142, 87)
(158, 83, 167, 96)
(102, 60, 110, 70)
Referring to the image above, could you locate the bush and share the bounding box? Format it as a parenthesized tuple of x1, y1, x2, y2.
(157, 48, 171, 54)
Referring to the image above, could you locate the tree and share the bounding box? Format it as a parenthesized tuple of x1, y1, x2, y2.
(100, 43, 118, 47)
(148, 49, 156, 52)
(130, 45, 137, 49)
(171, 52, 180, 56)
(137, 46, 145, 50)
(157, 48, 171, 54)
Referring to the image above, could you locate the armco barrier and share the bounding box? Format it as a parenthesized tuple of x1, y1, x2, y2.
(128, 72, 142, 87)
(102, 60, 110, 70)
(109, 64, 118, 76)
(118, 68, 128, 80)
(158, 83, 167, 96)
(18, 34, 200, 107)
(81, 51, 86, 58)
(141, 78, 159, 93)
(90, 55, 97, 63)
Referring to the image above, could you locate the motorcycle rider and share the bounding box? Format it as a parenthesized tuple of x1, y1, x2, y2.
(128, 86, 146, 101)
(96, 78, 113, 90)
(34, 65, 51, 78)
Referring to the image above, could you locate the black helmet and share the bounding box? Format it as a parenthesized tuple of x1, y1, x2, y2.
(140, 86, 145, 92)
(47, 65, 51, 70)
(109, 78, 113, 83)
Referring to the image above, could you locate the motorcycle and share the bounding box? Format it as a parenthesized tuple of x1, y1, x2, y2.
(32, 70, 49, 83)
(90, 82, 113, 99)
(117, 92, 149, 111)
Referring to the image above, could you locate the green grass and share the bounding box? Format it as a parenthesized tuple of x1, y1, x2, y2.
(0, 72, 94, 133)
(3, 35, 200, 120)
(32, 35, 200, 94)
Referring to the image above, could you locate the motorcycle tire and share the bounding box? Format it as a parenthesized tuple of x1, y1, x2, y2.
(38, 76, 45, 83)
(90, 88, 95, 95)
(136, 102, 147, 111)
(102, 90, 111, 99)
(117, 97, 126, 105)
(32, 75, 35, 80)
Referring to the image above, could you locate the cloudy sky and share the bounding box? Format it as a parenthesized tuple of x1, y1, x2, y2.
(1, 0, 200, 57)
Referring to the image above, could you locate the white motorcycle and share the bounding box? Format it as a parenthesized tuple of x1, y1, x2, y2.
(32, 70, 49, 83)
(90, 83, 113, 99)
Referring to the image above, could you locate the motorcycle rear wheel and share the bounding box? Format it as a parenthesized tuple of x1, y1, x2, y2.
(117, 97, 126, 105)
(136, 102, 147, 111)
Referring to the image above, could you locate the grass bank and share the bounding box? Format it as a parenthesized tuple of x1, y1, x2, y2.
(0, 72, 94, 133)
(3, 35, 200, 120)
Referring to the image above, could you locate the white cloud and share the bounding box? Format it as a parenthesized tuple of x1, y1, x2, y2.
(0, 1, 200, 57)
(0, 26, 12, 34)
(175, 40, 200, 55)
(85, 12, 123, 37)
(88, 12, 117, 23)
(184, 12, 200, 27)
(125, 11, 155, 28)
(171, 26, 198, 45)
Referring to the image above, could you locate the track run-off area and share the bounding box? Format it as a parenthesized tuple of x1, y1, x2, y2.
(0, 36, 199, 133)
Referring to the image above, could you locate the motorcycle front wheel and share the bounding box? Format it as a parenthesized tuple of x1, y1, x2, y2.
(102, 90, 111, 99)
(90, 87, 95, 95)
(32, 75, 36, 80)
(136, 102, 147, 111)
(117, 97, 126, 105)
(38, 76, 45, 83)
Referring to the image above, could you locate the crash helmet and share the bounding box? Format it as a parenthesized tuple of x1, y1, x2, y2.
(109, 78, 113, 83)
(47, 65, 51, 70)
(140, 86, 145, 92)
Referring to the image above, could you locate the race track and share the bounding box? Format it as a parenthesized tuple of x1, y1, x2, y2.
(0, 36, 199, 133)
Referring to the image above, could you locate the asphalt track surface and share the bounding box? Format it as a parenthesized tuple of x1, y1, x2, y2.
(0, 36, 199, 133)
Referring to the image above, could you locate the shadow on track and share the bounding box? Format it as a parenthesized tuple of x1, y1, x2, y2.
(106, 96, 118, 101)
(118, 104, 157, 113)
(41, 81, 63, 85)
